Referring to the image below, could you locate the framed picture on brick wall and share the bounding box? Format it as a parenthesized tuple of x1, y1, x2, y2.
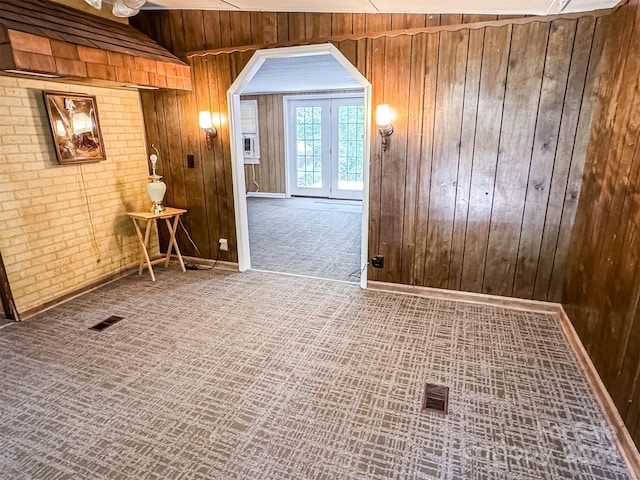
(43, 91, 106, 165)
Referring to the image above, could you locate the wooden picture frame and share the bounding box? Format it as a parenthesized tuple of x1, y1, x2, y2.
(43, 91, 106, 164)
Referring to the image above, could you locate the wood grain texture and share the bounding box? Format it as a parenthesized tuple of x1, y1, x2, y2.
(180, 9, 612, 58)
(423, 29, 468, 289)
(513, 20, 575, 299)
(377, 34, 412, 282)
(0, 250, 19, 321)
(448, 28, 483, 291)
(482, 22, 549, 296)
(399, 32, 427, 285)
(135, 10, 603, 300)
(459, 25, 511, 293)
(562, 0, 640, 447)
(242, 94, 285, 194)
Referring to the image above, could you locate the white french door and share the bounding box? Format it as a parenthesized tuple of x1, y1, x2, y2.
(286, 96, 364, 200)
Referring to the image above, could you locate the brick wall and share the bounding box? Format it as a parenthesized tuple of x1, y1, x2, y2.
(0, 76, 154, 314)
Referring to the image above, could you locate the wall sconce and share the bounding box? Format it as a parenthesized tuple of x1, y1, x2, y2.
(376, 104, 394, 151)
(199, 111, 217, 150)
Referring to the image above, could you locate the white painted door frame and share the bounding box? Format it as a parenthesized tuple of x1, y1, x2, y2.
(227, 44, 372, 288)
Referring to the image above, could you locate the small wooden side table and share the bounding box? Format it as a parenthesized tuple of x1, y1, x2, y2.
(127, 207, 187, 281)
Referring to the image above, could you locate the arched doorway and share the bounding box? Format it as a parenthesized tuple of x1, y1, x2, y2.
(227, 44, 372, 288)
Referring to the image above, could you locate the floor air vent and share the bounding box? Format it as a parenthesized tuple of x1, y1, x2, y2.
(89, 316, 124, 331)
(423, 383, 449, 414)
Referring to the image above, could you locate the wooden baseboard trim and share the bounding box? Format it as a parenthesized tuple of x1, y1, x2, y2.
(555, 306, 640, 480)
(367, 280, 559, 314)
(179, 255, 239, 272)
(366, 280, 640, 478)
(20, 257, 237, 320)
(20, 263, 139, 320)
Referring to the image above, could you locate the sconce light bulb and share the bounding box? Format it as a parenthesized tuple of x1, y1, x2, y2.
(199, 111, 213, 129)
(150, 154, 158, 162)
(376, 104, 392, 127)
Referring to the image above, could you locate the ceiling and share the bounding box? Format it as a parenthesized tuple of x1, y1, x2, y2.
(144, 0, 619, 15)
(241, 55, 362, 95)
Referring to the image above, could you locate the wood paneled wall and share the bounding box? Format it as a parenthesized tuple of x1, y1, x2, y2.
(131, 12, 527, 55)
(133, 10, 609, 300)
(562, 0, 640, 446)
(242, 94, 286, 195)
(368, 19, 606, 300)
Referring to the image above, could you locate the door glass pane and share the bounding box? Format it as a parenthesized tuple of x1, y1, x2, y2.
(337, 105, 364, 191)
(295, 106, 322, 189)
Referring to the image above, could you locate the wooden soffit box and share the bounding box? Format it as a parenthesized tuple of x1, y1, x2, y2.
(0, 0, 191, 91)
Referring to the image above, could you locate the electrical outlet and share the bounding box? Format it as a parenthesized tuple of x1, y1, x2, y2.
(219, 238, 228, 251)
(371, 256, 384, 268)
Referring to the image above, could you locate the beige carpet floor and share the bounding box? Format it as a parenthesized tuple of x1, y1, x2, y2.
(247, 197, 362, 283)
(0, 267, 630, 479)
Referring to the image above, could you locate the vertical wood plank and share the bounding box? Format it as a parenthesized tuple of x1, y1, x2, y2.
(440, 14, 463, 26)
(400, 32, 426, 285)
(534, 17, 596, 300)
(512, 19, 575, 299)
(352, 14, 366, 35)
(365, 14, 392, 34)
(426, 15, 441, 27)
(192, 57, 221, 258)
(367, 36, 385, 281)
(562, 10, 636, 344)
(337, 39, 357, 68)
(181, 11, 206, 53)
(424, 29, 469, 289)
(463, 14, 498, 23)
(266, 94, 277, 193)
(0, 250, 19, 321)
(152, 91, 175, 211)
(176, 84, 211, 258)
(168, 11, 186, 54)
(391, 14, 425, 30)
(204, 55, 229, 260)
(331, 13, 353, 36)
(229, 12, 252, 46)
(460, 25, 511, 292)
(215, 54, 238, 262)
(482, 22, 549, 297)
(448, 28, 484, 290)
(218, 11, 232, 48)
(377, 35, 412, 282)
(355, 37, 367, 79)
(254, 12, 277, 44)
(276, 12, 289, 43)
(157, 12, 175, 51)
(288, 13, 306, 41)
(202, 11, 222, 50)
(164, 91, 189, 213)
(586, 22, 640, 377)
(305, 13, 332, 39)
(413, 32, 439, 285)
(549, 16, 610, 302)
(603, 87, 640, 397)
